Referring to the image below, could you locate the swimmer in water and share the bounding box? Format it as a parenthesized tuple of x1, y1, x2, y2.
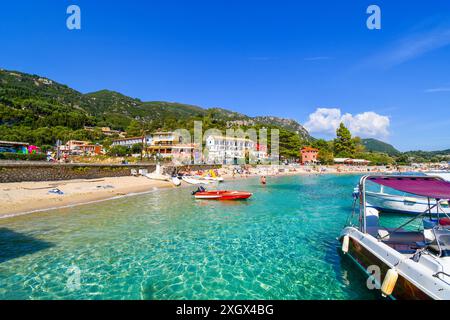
(261, 176, 266, 185)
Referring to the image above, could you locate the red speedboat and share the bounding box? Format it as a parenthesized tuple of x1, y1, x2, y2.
(194, 190, 253, 200)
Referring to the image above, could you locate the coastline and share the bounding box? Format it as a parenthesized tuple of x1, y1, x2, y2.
(0, 165, 398, 219)
(0, 176, 179, 219)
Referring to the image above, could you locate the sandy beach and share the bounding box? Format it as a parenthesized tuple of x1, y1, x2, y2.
(0, 176, 179, 218)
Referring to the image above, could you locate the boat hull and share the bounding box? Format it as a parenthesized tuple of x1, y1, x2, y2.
(194, 191, 252, 200)
(342, 236, 432, 300)
(172, 177, 181, 186)
(182, 176, 213, 185)
(201, 177, 224, 182)
(144, 173, 170, 182)
(339, 227, 450, 300)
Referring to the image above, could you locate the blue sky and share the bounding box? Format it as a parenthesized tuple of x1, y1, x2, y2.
(0, 1, 449, 151)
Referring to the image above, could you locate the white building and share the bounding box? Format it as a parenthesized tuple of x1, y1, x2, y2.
(205, 135, 256, 164)
(146, 132, 182, 159)
(111, 136, 147, 148)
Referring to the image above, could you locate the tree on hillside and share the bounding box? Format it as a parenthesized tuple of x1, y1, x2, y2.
(334, 123, 356, 157)
(352, 136, 366, 154)
(131, 143, 143, 154)
(108, 145, 129, 157)
(311, 139, 335, 164)
(361, 152, 394, 165)
(126, 120, 143, 137)
(279, 128, 303, 160)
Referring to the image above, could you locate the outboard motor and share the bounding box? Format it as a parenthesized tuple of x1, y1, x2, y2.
(192, 186, 206, 195)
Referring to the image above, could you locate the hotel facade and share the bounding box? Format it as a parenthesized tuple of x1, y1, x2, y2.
(111, 132, 195, 163)
(205, 135, 268, 164)
(111, 133, 269, 164)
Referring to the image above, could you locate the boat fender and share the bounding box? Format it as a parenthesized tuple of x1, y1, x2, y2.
(342, 235, 350, 254)
(381, 268, 398, 297)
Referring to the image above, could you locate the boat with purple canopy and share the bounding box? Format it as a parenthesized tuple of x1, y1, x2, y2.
(340, 175, 450, 300)
(365, 175, 450, 216)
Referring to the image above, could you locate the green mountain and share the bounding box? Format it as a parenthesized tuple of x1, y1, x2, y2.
(402, 149, 450, 163)
(362, 138, 401, 156)
(0, 68, 312, 146)
(253, 116, 311, 141)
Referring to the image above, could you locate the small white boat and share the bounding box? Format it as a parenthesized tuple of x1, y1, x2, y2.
(172, 176, 181, 186)
(145, 164, 170, 182)
(145, 173, 170, 181)
(366, 184, 450, 215)
(182, 176, 213, 185)
(197, 176, 224, 182)
(425, 172, 450, 182)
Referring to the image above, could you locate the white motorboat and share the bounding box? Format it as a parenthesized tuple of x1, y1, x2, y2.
(195, 170, 224, 182)
(366, 189, 450, 215)
(181, 176, 213, 185)
(144, 173, 170, 181)
(171, 176, 181, 186)
(425, 172, 450, 182)
(340, 175, 450, 300)
(145, 164, 170, 182)
(196, 176, 224, 182)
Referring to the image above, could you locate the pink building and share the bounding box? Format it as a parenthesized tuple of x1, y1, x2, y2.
(301, 147, 319, 164)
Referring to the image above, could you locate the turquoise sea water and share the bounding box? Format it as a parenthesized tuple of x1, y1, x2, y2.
(0, 174, 400, 300)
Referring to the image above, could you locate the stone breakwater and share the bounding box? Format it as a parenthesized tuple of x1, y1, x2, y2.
(0, 162, 221, 183)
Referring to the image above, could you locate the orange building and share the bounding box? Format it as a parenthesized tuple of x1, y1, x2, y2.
(301, 147, 319, 164)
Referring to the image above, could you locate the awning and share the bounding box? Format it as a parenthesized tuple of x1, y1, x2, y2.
(367, 176, 450, 199)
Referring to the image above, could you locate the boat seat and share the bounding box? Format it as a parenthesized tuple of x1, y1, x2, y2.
(365, 207, 381, 237)
(389, 244, 419, 254)
(415, 241, 429, 249)
(378, 231, 426, 253)
(379, 231, 425, 244)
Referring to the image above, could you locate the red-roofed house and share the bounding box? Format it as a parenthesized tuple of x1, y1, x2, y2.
(301, 147, 319, 165)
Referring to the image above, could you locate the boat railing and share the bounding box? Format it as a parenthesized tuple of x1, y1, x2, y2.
(433, 271, 450, 286)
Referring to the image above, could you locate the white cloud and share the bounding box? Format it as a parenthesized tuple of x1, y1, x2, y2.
(425, 87, 450, 93)
(304, 108, 390, 138)
(361, 25, 450, 69)
(304, 108, 342, 135)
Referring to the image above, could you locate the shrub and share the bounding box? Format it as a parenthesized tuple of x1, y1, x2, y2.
(107, 145, 129, 157)
(0, 152, 47, 161)
(131, 143, 143, 154)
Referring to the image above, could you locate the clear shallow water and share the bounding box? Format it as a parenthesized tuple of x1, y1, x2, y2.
(0, 174, 393, 300)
